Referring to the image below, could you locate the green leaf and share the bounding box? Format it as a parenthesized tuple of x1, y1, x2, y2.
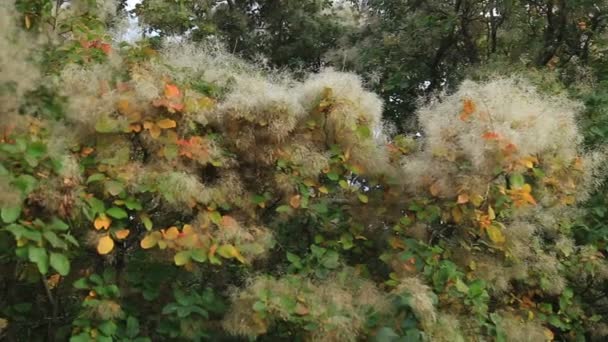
(86, 173, 106, 183)
(28, 246, 49, 274)
(95, 117, 121, 133)
(327, 172, 339, 181)
(105, 180, 125, 196)
(321, 251, 340, 269)
(73, 277, 89, 289)
(13, 174, 37, 195)
(275, 205, 292, 213)
(455, 278, 469, 294)
(86, 197, 105, 215)
(48, 217, 69, 231)
(509, 173, 525, 188)
(98, 320, 118, 336)
(356, 125, 371, 139)
(209, 211, 222, 224)
(358, 193, 369, 204)
(126, 316, 140, 338)
(140, 214, 153, 231)
(1, 205, 21, 223)
(106, 207, 128, 219)
(374, 327, 400, 342)
(125, 197, 142, 211)
(50, 252, 70, 276)
(253, 301, 266, 312)
(43, 231, 67, 249)
(191, 249, 207, 263)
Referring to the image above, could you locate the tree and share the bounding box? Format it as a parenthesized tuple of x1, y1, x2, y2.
(1, 1, 608, 341)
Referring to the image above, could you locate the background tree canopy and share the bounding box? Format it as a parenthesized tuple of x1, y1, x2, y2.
(1, 0, 608, 341)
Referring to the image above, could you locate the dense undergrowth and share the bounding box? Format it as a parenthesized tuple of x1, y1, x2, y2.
(1, 1, 608, 341)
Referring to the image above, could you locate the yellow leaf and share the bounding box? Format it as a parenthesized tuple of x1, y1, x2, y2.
(144, 121, 161, 139)
(451, 206, 463, 224)
(471, 194, 484, 207)
(544, 328, 554, 341)
(174, 251, 190, 266)
(457, 193, 469, 204)
(140, 232, 159, 249)
(486, 225, 506, 244)
(318, 186, 329, 194)
(358, 193, 369, 204)
(156, 118, 177, 129)
(163, 226, 180, 240)
(97, 235, 115, 255)
(289, 195, 301, 208)
(488, 206, 495, 220)
(217, 244, 246, 263)
(0, 317, 7, 332)
(94, 215, 111, 230)
(114, 229, 130, 240)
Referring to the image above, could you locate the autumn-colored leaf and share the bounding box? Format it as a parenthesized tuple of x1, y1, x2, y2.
(143, 121, 161, 139)
(217, 244, 246, 263)
(502, 143, 517, 156)
(459, 98, 476, 121)
(457, 193, 469, 204)
(127, 123, 142, 133)
(573, 157, 584, 171)
(97, 235, 114, 255)
(295, 303, 309, 316)
(520, 156, 538, 169)
(114, 229, 130, 240)
(318, 186, 329, 194)
(220, 215, 239, 229)
(140, 233, 159, 249)
(156, 118, 176, 129)
(482, 131, 501, 140)
(451, 206, 463, 224)
(164, 83, 181, 99)
(486, 224, 506, 244)
(163, 226, 180, 240)
(94, 215, 111, 230)
(289, 195, 301, 208)
(429, 182, 440, 197)
(100, 43, 111, 55)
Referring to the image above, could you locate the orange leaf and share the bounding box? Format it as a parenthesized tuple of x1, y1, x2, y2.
(429, 182, 440, 197)
(94, 215, 111, 230)
(463, 98, 475, 114)
(156, 118, 177, 129)
(164, 83, 181, 98)
(100, 43, 111, 55)
(127, 123, 142, 133)
(114, 229, 130, 240)
(502, 143, 517, 156)
(97, 235, 114, 255)
(457, 193, 469, 204)
(459, 98, 476, 121)
(482, 131, 501, 140)
(163, 226, 180, 240)
(220, 215, 239, 229)
(289, 195, 301, 208)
